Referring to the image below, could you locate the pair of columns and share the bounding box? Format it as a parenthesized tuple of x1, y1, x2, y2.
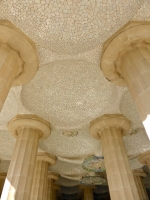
(90, 114, 148, 200)
(0, 114, 58, 200)
(30, 153, 58, 200)
(0, 20, 58, 199)
(100, 21, 150, 140)
(98, 21, 150, 199)
(81, 171, 148, 200)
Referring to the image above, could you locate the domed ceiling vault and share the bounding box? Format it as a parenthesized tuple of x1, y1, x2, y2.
(0, 0, 150, 182)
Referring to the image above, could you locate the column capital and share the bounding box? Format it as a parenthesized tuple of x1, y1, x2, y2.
(101, 21, 150, 86)
(132, 169, 147, 178)
(37, 152, 57, 166)
(0, 20, 38, 86)
(8, 114, 51, 140)
(48, 172, 59, 180)
(138, 150, 150, 165)
(90, 114, 131, 140)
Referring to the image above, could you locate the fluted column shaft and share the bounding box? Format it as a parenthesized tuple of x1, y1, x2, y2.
(31, 160, 49, 200)
(47, 179, 53, 200)
(51, 185, 60, 200)
(120, 44, 150, 138)
(52, 188, 56, 200)
(0, 44, 21, 111)
(133, 171, 148, 200)
(101, 127, 139, 200)
(90, 115, 140, 200)
(1, 128, 40, 200)
(83, 187, 93, 200)
(30, 153, 56, 200)
(47, 180, 60, 200)
(1, 114, 50, 200)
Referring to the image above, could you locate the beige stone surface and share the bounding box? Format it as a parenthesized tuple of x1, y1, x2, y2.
(1, 115, 50, 200)
(0, 20, 38, 113)
(90, 114, 140, 200)
(0, 0, 149, 183)
(0, 20, 38, 87)
(80, 186, 94, 200)
(30, 153, 57, 200)
(47, 172, 59, 200)
(133, 169, 148, 200)
(0, 172, 6, 197)
(138, 150, 150, 167)
(101, 22, 150, 139)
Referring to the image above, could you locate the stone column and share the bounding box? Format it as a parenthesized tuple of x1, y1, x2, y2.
(80, 186, 94, 200)
(90, 114, 140, 200)
(30, 153, 57, 200)
(0, 20, 38, 112)
(84, 187, 94, 200)
(138, 151, 150, 168)
(52, 185, 60, 200)
(100, 21, 150, 139)
(47, 172, 59, 200)
(0, 172, 6, 197)
(133, 169, 148, 200)
(1, 114, 50, 200)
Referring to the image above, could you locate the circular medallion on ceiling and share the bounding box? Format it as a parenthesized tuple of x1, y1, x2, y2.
(0, 0, 143, 54)
(22, 60, 116, 129)
(79, 176, 107, 185)
(82, 155, 105, 172)
(62, 130, 78, 137)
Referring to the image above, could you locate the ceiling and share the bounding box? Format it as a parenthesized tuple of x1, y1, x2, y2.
(0, 0, 150, 186)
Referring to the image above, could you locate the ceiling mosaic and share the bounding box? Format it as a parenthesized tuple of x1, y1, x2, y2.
(0, 0, 144, 54)
(21, 60, 119, 129)
(0, 0, 150, 183)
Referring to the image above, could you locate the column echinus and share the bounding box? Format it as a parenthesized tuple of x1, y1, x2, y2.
(138, 150, 150, 168)
(133, 169, 148, 200)
(0, 20, 38, 111)
(90, 114, 140, 200)
(1, 115, 51, 200)
(100, 21, 150, 139)
(47, 172, 59, 200)
(30, 153, 57, 200)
